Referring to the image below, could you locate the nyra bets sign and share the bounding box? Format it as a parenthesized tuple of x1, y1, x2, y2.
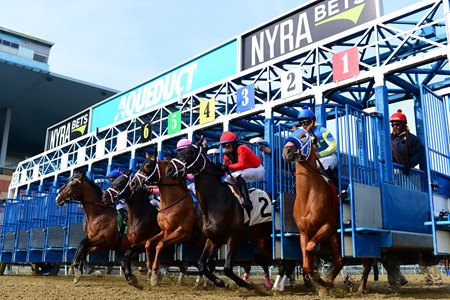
(242, 0, 379, 70)
(45, 110, 90, 150)
(91, 40, 237, 131)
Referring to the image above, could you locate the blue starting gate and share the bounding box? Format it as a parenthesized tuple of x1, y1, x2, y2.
(2, 0, 450, 272)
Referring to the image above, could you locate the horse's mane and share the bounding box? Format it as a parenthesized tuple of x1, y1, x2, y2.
(84, 177, 103, 199)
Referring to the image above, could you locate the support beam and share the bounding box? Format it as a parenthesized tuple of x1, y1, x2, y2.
(0, 108, 12, 169)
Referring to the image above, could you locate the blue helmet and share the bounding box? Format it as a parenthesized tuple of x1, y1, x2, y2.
(107, 169, 121, 179)
(297, 105, 315, 120)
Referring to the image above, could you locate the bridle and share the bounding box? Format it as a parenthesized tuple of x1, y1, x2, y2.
(130, 159, 161, 190)
(104, 173, 131, 203)
(57, 177, 82, 203)
(169, 145, 207, 176)
(285, 131, 312, 163)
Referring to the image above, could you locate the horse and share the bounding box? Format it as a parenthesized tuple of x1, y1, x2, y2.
(56, 171, 133, 284)
(126, 151, 201, 286)
(166, 138, 273, 289)
(101, 170, 161, 288)
(282, 128, 373, 293)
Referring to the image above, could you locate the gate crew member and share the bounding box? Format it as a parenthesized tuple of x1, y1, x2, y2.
(390, 109, 424, 175)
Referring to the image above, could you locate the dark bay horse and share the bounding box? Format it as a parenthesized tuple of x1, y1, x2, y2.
(127, 152, 200, 286)
(166, 138, 273, 289)
(102, 171, 160, 288)
(283, 128, 372, 292)
(56, 171, 133, 284)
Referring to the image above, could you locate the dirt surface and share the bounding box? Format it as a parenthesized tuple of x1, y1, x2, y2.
(1, 271, 450, 300)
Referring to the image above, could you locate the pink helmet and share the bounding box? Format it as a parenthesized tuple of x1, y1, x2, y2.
(176, 138, 192, 150)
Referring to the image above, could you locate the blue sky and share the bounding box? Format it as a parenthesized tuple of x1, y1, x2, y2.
(1, 0, 308, 91)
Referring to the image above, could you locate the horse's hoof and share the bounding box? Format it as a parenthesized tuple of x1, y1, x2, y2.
(128, 275, 143, 290)
(215, 279, 226, 287)
(74, 270, 81, 284)
(150, 274, 159, 286)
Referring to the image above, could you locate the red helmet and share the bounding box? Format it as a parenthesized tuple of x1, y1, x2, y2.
(219, 131, 237, 144)
(390, 109, 407, 123)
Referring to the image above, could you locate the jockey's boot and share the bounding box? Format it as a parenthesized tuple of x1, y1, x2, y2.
(325, 167, 339, 187)
(235, 175, 253, 215)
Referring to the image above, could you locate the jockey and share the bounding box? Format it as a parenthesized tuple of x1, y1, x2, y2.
(219, 131, 265, 213)
(176, 138, 197, 198)
(107, 169, 128, 234)
(296, 106, 338, 186)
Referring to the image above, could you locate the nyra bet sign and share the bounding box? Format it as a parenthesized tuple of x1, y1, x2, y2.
(242, 0, 380, 69)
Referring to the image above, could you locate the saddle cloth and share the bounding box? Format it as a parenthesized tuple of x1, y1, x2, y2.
(229, 186, 272, 226)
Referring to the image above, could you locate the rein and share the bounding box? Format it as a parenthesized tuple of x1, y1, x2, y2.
(65, 199, 111, 208)
(157, 193, 188, 213)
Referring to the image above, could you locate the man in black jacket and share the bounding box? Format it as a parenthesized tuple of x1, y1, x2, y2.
(390, 109, 425, 175)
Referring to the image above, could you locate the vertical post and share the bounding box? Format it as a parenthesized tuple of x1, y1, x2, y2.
(374, 74, 394, 183)
(157, 142, 164, 160)
(315, 92, 326, 126)
(413, 94, 426, 171)
(0, 108, 12, 169)
(129, 149, 137, 171)
(264, 107, 273, 194)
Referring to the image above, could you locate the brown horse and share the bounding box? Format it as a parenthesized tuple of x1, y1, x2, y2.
(166, 138, 273, 289)
(56, 171, 133, 284)
(128, 152, 200, 286)
(282, 128, 372, 292)
(101, 170, 160, 288)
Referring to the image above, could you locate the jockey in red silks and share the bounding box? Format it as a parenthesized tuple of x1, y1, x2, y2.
(219, 131, 265, 212)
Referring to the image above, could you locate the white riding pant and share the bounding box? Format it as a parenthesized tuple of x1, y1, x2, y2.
(318, 153, 337, 170)
(116, 199, 128, 211)
(225, 164, 265, 183)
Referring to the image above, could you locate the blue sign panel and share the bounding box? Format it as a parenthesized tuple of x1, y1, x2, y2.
(91, 40, 237, 131)
(236, 84, 255, 113)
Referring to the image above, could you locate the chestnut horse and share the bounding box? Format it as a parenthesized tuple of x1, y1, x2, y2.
(56, 171, 132, 284)
(282, 128, 372, 292)
(127, 152, 201, 286)
(101, 171, 161, 288)
(166, 138, 273, 289)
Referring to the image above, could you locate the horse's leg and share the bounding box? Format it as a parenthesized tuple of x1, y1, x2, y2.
(72, 239, 89, 284)
(261, 263, 271, 290)
(274, 262, 286, 291)
(144, 231, 164, 281)
(324, 233, 344, 283)
(357, 258, 373, 294)
(197, 239, 225, 287)
(240, 262, 251, 282)
(121, 244, 144, 289)
(151, 228, 188, 286)
(223, 237, 251, 289)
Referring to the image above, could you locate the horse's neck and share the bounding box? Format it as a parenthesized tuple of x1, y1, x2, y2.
(81, 182, 109, 217)
(194, 169, 233, 213)
(127, 190, 156, 219)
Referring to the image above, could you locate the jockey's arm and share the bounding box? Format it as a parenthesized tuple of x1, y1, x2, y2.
(317, 128, 337, 157)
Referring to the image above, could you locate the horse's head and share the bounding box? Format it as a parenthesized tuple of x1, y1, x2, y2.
(166, 137, 207, 179)
(56, 171, 85, 206)
(282, 128, 313, 163)
(130, 151, 159, 192)
(102, 170, 131, 205)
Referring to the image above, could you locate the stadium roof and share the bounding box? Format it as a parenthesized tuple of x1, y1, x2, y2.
(0, 61, 118, 158)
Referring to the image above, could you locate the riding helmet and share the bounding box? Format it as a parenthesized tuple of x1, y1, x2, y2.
(219, 131, 237, 144)
(389, 109, 407, 123)
(107, 169, 121, 179)
(297, 105, 315, 120)
(176, 138, 192, 150)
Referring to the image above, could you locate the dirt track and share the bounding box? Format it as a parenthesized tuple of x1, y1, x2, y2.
(1, 271, 450, 300)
